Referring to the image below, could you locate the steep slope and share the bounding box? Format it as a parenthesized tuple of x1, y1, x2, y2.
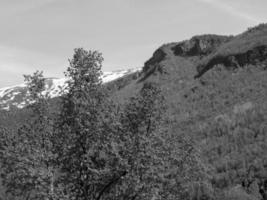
(113, 34, 232, 108)
(111, 24, 267, 200)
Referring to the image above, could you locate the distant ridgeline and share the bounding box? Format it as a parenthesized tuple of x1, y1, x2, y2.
(0, 68, 141, 110)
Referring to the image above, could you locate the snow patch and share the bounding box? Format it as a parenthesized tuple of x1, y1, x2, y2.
(0, 68, 141, 110)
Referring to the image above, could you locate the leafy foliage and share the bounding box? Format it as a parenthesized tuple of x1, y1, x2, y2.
(2, 24, 267, 200)
(199, 108, 267, 199)
(55, 48, 126, 200)
(0, 71, 56, 200)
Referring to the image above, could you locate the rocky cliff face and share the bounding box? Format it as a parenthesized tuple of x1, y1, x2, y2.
(171, 35, 232, 57)
(143, 48, 167, 73)
(141, 24, 267, 81)
(141, 35, 234, 82)
(196, 45, 267, 78)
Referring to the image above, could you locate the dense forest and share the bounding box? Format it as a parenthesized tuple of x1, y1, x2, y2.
(0, 24, 267, 200)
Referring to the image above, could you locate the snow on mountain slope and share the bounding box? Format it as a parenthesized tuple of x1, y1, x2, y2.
(0, 68, 140, 110)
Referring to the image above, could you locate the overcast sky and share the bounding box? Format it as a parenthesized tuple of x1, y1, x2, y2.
(0, 0, 266, 87)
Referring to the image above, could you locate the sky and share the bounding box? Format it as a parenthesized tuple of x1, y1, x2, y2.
(0, 0, 266, 87)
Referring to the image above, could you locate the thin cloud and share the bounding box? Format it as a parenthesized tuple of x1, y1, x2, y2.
(0, 0, 58, 17)
(197, 0, 261, 23)
(0, 45, 65, 76)
(20, 0, 64, 13)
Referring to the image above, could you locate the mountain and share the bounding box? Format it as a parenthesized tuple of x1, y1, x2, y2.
(108, 23, 267, 200)
(0, 68, 140, 110)
(1, 23, 267, 200)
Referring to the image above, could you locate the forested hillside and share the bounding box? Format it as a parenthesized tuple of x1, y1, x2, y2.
(0, 24, 267, 200)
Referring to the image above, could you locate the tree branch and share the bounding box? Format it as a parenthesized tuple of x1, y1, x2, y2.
(96, 171, 127, 200)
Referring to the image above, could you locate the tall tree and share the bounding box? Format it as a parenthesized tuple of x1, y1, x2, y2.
(110, 82, 167, 200)
(0, 71, 56, 200)
(56, 48, 124, 200)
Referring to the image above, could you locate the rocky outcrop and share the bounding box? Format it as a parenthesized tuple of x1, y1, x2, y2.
(196, 45, 267, 78)
(143, 48, 167, 73)
(141, 35, 232, 82)
(139, 47, 168, 82)
(172, 35, 232, 57)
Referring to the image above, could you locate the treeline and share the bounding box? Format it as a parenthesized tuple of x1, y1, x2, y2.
(0, 49, 204, 200)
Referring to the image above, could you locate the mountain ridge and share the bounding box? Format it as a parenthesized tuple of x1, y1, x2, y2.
(2, 24, 267, 112)
(0, 68, 141, 110)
